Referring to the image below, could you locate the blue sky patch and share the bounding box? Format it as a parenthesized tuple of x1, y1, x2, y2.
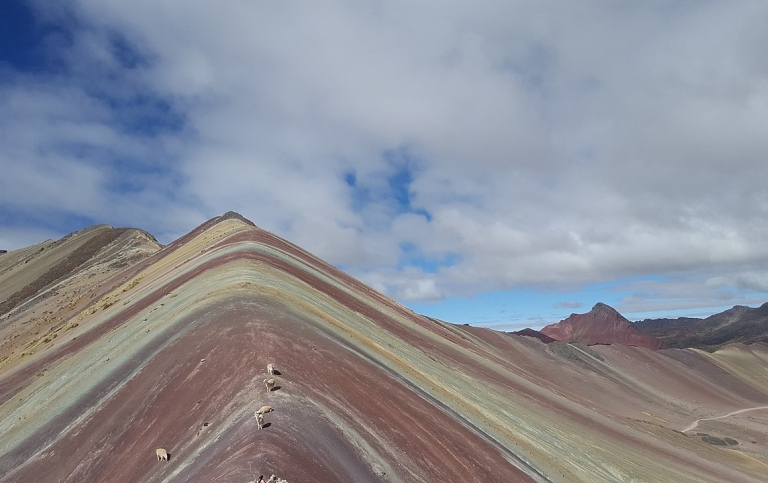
(0, 0, 78, 74)
(345, 147, 432, 221)
(0, 204, 95, 234)
(108, 94, 186, 138)
(104, 157, 178, 195)
(109, 33, 151, 70)
(397, 242, 460, 273)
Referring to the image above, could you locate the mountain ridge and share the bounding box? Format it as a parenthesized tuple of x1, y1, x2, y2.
(539, 302, 663, 349)
(634, 302, 768, 350)
(1, 213, 768, 482)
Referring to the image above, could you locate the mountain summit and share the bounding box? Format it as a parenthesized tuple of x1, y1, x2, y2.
(635, 302, 768, 349)
(540, 302, 663, 349)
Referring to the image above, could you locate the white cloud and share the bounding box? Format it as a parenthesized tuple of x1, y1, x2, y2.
(3, 1, 768, 321)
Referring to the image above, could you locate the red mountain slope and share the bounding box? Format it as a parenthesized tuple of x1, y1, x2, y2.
(540, 302, 662, 349)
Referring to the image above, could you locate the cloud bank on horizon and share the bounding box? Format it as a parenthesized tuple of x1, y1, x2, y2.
(2, 0, 768, 327)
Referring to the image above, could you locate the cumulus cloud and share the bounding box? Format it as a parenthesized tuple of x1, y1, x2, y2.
(2, 0, 768, 323)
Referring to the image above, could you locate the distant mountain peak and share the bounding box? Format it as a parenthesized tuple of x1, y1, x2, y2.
(218, 211, 256, 226)
(541, 302, 662, 349)
(592, 302, 618, 313)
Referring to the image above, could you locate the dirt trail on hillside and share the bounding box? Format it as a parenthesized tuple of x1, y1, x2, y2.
(682, 406, 768, 433)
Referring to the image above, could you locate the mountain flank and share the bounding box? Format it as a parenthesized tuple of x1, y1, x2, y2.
(0, 226, 159, 315)
(2, 213, 768, 482)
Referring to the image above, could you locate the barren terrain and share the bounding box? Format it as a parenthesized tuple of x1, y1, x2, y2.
(1, 213, 767, 482)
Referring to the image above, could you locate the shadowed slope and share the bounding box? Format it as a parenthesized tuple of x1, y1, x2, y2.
(1, 213, 768, 482)
(635, 303, 768, 349)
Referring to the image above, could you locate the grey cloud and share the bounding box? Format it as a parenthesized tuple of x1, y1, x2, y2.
(3, 1, 768, 315)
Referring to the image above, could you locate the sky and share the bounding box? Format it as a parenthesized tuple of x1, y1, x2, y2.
(2, 1, 768, 330)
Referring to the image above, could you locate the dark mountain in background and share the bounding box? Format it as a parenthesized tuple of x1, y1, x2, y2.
(539, 302, 663, 349)
(631, 316, 702, 333)
(509, 327, 556, 343)
(539, 301, 768, 352)
(2, 213, 768, 482)
(634, 303, 768, 350)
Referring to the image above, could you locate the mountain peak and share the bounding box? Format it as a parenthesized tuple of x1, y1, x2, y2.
(591, 302, 621, 315)
(592, 301, 614, 310)
(219, 210, 256, 226)
(541, 303, 662, 349)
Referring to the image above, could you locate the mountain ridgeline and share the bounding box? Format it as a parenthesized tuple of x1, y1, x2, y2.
(634, 303, 768, 350)
(540, 302, 662, 350)
(1, 212, 768, 482)
(538, 301, 768, 351)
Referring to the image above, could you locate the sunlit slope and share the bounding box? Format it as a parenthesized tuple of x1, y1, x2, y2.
(1, 212, 767, 482)
(0, 214, 534, 482)
(0, 225, 160, 370)
(0, 224, 139, 309)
